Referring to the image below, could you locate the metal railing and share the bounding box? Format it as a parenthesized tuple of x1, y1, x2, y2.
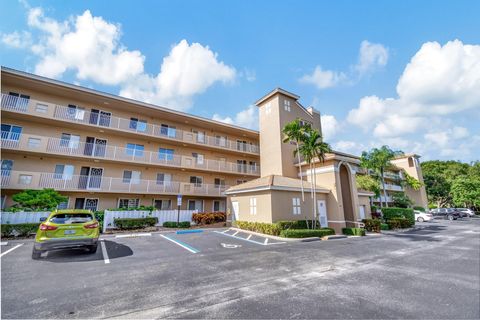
(384, 183, 403, 191)
(1, 170, 229, 196)
(1, 133, 260, 176)
(1, 93, 260, 155)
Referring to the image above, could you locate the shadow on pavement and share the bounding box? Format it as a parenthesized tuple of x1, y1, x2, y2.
(39, 240, 133, 263)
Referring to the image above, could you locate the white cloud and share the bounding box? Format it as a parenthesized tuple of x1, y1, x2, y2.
(320, 114, 339, 141)
(120, 39, 236, 110)
(5, 6, 237, 111)
(355, 40, 389, 75)
(242, 68, 256, 82)
(333, 140, 367, 156)
(347, 95, 387, 130)
(299, 66, 346, 89)
(212, 105, 258, 130)
(1, 31, 32, 48)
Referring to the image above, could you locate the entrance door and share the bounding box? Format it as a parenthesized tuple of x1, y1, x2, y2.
(90, 109, 111, 127)
(359, 205, 366, 220)
(88, 168, 103, 190)
(84, 199, 99, 211)
(317, 200, 328, 227)
(187, 200, 203, 211)
(232, 201, 239, 221)
(84, 137, 107, 157)
(78, 167, 90, 189)
(75, 198, 85, 209)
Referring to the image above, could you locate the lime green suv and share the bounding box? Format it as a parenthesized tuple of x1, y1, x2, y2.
(32, 209, 100, 259)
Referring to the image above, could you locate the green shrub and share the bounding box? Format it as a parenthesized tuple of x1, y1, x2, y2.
(413, 206, 426, 212)
(276, 220, 311, 230)
(233, 221, 282, 236)
(192, 212, 226, 225)
(1, 223, 40, 237)
(342, 228, 366, 236)
(279, 228, 335, 238)
(390, 217, 413, 228)
(387, 219, 401, 229)
(114, 217, 158, 230)
(162, 221, 191, 228)
(382, 207, 415, 225)
(362, 219, 381, 233)
(381, 223, 389, 230)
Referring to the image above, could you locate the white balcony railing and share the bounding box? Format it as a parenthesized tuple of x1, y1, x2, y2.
(1, 134, 260, 176)
(374, 195, 393, 202)
(1, 171, 229, 196)
(384, 183, 403, 191)
(1, 93, 260, 155)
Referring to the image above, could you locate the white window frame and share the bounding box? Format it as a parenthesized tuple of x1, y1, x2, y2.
(123, 170, 141, 184)
(284, 99, 291, 112)
(187, 199, 204, 211)
(54, 164, 75, 180)
(292, 197, 301, 215)
(249, 197, 257, 215)
(154, 199, 172, 210)
(265, 102, 271, 114)
(118, 198, 140, 209)
(192, 153, 204, 165)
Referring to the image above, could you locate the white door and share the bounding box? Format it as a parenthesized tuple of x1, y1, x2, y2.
(232, 201, 239, 221)
(359, 205, 366, 220)
(317, 200, 328, 227)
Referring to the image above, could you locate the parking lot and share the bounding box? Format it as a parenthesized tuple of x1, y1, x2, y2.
(2, 219, 480, 319)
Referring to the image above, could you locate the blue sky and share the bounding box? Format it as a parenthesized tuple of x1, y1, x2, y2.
(1, 0, 479, 162)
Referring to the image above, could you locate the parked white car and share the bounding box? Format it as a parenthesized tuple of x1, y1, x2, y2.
(456, 208, 475, 217)
(414, 210, 433, 222)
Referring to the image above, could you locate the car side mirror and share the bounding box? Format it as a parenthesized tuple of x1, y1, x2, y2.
(39, 217, 47, 222)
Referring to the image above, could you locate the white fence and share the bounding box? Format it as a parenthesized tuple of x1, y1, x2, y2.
(1, 211, 51, 224)
(103, 209, 197, 232)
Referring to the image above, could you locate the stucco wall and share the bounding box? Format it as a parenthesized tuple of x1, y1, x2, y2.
(228, 190, 272, 223)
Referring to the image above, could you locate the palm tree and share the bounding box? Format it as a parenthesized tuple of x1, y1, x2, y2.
(360, 146, 403, 208)
(283, 119, 308, 201)
(297, 127, 331, 228)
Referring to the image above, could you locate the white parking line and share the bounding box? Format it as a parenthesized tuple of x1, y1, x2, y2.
(232, 231, 239, 236)
(115, 233, 151, 238)
(0, 243, 23, 257)
(1, 242, 8, 246)
(100, 240, 110, 264)
(264, 238, 269, 245)
(214, 231, 285, 246)
(246, 235, 252, 240)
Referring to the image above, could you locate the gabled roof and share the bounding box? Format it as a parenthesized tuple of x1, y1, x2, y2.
(255, 87, 300, 106)
(225, 175, 330, 194)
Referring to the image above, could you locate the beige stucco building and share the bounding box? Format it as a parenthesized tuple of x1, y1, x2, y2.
(1, 67, 427, 227)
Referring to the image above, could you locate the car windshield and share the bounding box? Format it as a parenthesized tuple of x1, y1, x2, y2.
(49, 214, 93, 224)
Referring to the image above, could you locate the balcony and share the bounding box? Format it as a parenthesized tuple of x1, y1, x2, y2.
(1, 171, 229, 197)
(1, 93, 260, 155)
(374, 195, 393, 203)
(384, 183, 403, 191)
(383, 171, 402, 180)
(1, 133, 260, 176)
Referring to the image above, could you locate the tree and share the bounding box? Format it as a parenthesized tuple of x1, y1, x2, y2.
(360, 146, 403, 208)
(451, 177, 480, 208)
(403, 171, 423, 190)
(392, 192, 413, 208)
(283, 119, 308, 201)
(296, 127, 331, 228)
(356, 174, 381, 197)
(11, 189, 68, 210)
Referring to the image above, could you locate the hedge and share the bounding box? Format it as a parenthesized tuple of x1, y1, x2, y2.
(192, 212, 226, 225)
(162, 221, 191, 228)
(362, 219, 381, 233)
(114, 217, 158, 230)
(342, 228, 366, 236)
(381, 223, 390, 230)
(276, 220, 313, 230)
(1, 223, 40, 237)
(382, 207, 415, 225)
(388, 217, 413, 229)
(233, 221, 282, 236)
(279, 228, 335, 238)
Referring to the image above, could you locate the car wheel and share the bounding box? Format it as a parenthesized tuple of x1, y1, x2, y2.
(87, 244, 98, 254)
(447, 215, 454, 221)
(32, 248, 42, 259)
(417, 217, 424, 222)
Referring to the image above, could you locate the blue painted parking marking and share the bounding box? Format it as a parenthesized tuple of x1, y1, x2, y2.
(160, 234, 200, 253)
(176, 229, 203, 235)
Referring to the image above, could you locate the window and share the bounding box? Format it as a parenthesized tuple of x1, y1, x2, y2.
(1, 124, 22, 141)
(158, 148, 174, 161)
(249, 161, 258, 172)
(126, 143, 144, 156)
(192, 153, 204, 165)
(408, 157, 414, 167)
(249, 197, 257, 215)
(190, 176, 203, 186)
(123, 170, 141, 184)
(160, 124, 176, 138)
(35, 103, 48, 113)
(213, 200, 225, 212)
(237, 160, 247, 173)
(18, 174, 32, 185)
(67, 104, 85, 120)
(89, 109, 111, 127)
(264, 102, 271, 115)
(188, 200, 203, 211)
(1, 160, 13, 175)
(236, 140, 247, 151)
(60, 133, 80, 148)
(0, 195, 6, 210)
(284, 99, 291, 111)
(156, 173, 172, 185)
(154, 199, 172, 210)
(129, 118, 147, 132)
(236, 179, 247, 185)
(292, 198, 301, 215)
(215, 135, 227, 147)
(54, 164, 75, 180)
(214, 178, 225, 188)
(118, 198, 140, 209)
(50, 213, 93, 224)
(193, 130, 205, 143)
(84, 199, 99, 211)
(28, 138, 41, 148)
(4, 92, 30, 110)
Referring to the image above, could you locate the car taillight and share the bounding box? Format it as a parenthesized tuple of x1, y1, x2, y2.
(84, 222, 99, 229)
(39, 224, 57, 231)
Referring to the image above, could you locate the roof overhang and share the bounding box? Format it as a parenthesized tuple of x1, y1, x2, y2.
(255, 87, 300, 106)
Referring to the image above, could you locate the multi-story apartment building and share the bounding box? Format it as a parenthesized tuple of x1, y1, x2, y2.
(1, 67, 427, 232)
(0, 67, 260, 212)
